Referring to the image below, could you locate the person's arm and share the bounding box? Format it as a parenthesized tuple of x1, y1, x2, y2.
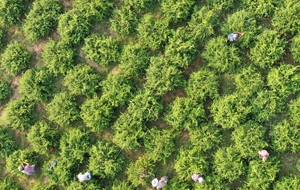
(22, 162, 29, 167)
(237, 32, 244, 40)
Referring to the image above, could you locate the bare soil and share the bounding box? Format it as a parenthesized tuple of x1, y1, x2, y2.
(79, 50, 103, 73)
(27, 40, 47, 67)
(11, 76, 21, 100)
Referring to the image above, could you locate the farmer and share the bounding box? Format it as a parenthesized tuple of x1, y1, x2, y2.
(49, 146, 55, 153)
(192, 173, 205, 183)
(74, 171, 92, 182)
(228, 32, 244, 42)
(18, 162, 36, 175)
(258, 150, 269, 161)
(156, 176, 169, 190)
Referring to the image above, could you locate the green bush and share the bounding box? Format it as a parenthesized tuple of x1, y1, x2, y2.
(82, 34, 120, 66)
(0, 28, 3, 48)
(111, 180, 135, 190)
(19, 67, 54, 102)
(137, 14, 171, 50)
(273, 175, 300, 189)
(202, 36, 241, 72)
(23, 0, 62, 42)
(165, 177, 190, 190)
(242, 0, 277, 17)
(160, 0, 195, 23)
(64, 64, 102, 96)
(42, 40, 77, 76)
(267, 64, 300, 99)
(291, 34, 300, 63)
(206, 0, 235, 11)
(144, 127, 176, 163)
(232, 122, 268, 159)
(222, 10, 261, 49)
(165, 28, 197, 68)
(119, 43, 151, 76)
(0, 80, 10, 103)
(194, 174, 229, 190)
(0, 0, 26, 24)
(246, 157, 280, 189)
(89, 141, 124, 178)
(145, 56, 184, 95)
(81, 96, 114, 131)
(67, 181, 101, 190)
(250, 30, 286, 68)
(288, 96, 300, 126)
(6, 149, 39, 176)
(269, 120, 300, 152)
(123, 0, 153, 11)
(272, 0, 300, 35)
(188, 6, 219, 42)
(214, 146, 245, 182)
(165, 97, 206, 131)
(174, 147, 208, 181)
(47, 92, 79, 126)
(189, 122, 222, 152)
(186, 69, 219, 102)
(5, 99, 35, 130)
(0, 177, 21, 190)
(1, 43, 31, 75)
(0, 128, 17, 159)
(101, 74, 133, 107)
(27, 121, 60, 155)
(110, 5, 138, 36)
(211, 93, 251, 129)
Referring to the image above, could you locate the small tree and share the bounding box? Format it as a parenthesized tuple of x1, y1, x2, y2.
(0, 80, 10, 103)
(291, 34, 300, 63)
(0, 128, 17, 159)
(1, 43, 31, 75)
(0, 0, 27, 24)
(160, 0, 195, 23)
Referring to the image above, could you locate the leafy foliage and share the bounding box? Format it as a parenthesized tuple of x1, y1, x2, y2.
(242, 0, 277, 17)
(64, 64, 102, 96)
(123, 0, 153, 11)
(19, 67, 54, 102)
(42, 40, 77, 76)
(291, 34, 300, 63)
(89, 141, 124, 178)
(119, 43, 151, 76)
(0, 128, 17, 159)
(165, 28, 197, 68)
(288, 96, 300, 126)
(214, 146, 245, 182)
(137, 14, 171, 50)
(67, 181, 101, 190)
(47, 92, 79, 126)
(23, 0, 62, 42)
(202, 36, 241, 72)
(269, 120, 300, 152)
(110, 5, 138, 36)
(111, 180, 135, 190)
(246, 157, 280, 189)
(0, 177, 21, 190)
(273, 175, 300, 189)
(1, 43, 31, 75)
(27, 121, 60, 155)
(249, 30, 286, 68)
(0, 28, 3, 48)
(165, 97, 206, 131)
(160, 0, 195, 23)
(145, 56, 184, 95)
(0, 80, 10, 103)
(206, 0, 235, 11)
(186, 69, 219, 102)
(0, 0, 27, 24)
(272, 0, 300, 35)
(83, 34, 120, 66)
(165, 177, 190, 190)
(5, 99, 35, 130)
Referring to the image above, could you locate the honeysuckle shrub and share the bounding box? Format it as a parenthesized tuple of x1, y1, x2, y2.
(23, 0, 62, 42)
(202, 36, 241, 72)
(194, 174, 229, 190)
(0, 128, 17, 159)
(1, 43, 31, 75)
(5, 98, 35, 130)
(123, 0, 153, 11)
(288, 96, 300, 126)
(119, 43, 151, 76)
(249, 30, 286, 68)
(67, 181, 101, 190)
(89, 141, 124, 178)
(0, 80, 10, 103)
(110, 5, 138, 36)
(47, 92, 79, 126)
(42, 40, 77, 76)
(0, 28, 3, 48)
(0, 0, 27, 24)
(160, 0, 195, 23)
(137, 14, 171, 50)
(165, 97, 206, 131)
(188, 6, 219, 42)
(145, 56, 184, 95)
(64, 64, 102, 96)
(0, 177, 21, 190)
(165, 177, 191, 190)
(269, 120, 300, 153)
(82, 34, 120, 66)
(291, 34, 300, 63)
(27, 121, 60, 155)
(111, 180, 135, 190)
(273, 175, 300, 190)
(206, 0, 235, 11)
(165, 28, 197, 68)
(19, 67, 54, 102)
(222, 10, 261, 49)
(186, 69, 219, 102)
(242, 0, 277, 18)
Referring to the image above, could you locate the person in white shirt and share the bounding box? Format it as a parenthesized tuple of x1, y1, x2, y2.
(192, 173, 205, 183)
(74, 171, 92, 182)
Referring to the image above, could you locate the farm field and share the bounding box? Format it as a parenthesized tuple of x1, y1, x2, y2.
(1, 0, 300, 189)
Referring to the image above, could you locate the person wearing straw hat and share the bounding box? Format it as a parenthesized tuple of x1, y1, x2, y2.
(258, 150, 269, 161)
(74, 171, 92, 182)
(228, 32, 244, 42)
(155, 176, 169, 190)
(192, 173, 205, 183)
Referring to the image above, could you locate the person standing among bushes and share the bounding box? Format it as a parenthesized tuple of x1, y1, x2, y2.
(258, 150, 269, 161)
(155, 176, 169, 190)
(18, 162, 36, 175)
(228, 32, 244, 42)
(74, 171, 92, 182)
(192, 173, 205, 183)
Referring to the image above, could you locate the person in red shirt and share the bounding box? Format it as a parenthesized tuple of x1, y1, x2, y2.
(49, 146, 55, 153)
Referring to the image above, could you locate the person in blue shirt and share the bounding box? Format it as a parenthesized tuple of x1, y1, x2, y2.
(228, 32, 244, 42)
